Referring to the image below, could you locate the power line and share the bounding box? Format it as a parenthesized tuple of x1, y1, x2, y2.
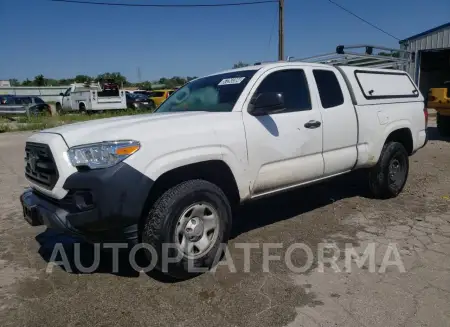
(50, 0, 278, 7)
(326, 0, 400, 41)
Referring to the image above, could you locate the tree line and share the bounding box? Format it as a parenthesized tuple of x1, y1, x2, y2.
(8, 73, 198, 90)
(7, 62, 267, 89)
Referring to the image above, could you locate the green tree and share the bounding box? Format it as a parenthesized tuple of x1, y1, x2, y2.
(33, 74, 46, 86)
(58, 78, 75, 86)
(9, 79, 19, 86)
(97, 72, 128, 86)
(45, 78, 59, 86)
(22, 79, 33, 86)
(75, 75, 92, 83)
(137, 81, 152, 90)
(233, 61, 250, 69)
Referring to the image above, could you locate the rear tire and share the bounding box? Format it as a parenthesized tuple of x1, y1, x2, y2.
(141, 179, 232, 280)
(437, 113, 450, 136)
(369, 141, 409, 199)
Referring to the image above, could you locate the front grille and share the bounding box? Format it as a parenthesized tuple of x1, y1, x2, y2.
(25, 142, 59, 190)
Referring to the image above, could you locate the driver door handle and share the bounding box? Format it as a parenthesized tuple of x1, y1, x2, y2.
(304, 120, 321, 129)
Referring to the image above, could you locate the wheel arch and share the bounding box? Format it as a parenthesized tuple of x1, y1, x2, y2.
(139, 159, 241, 237)
(385, 127, 413, 155)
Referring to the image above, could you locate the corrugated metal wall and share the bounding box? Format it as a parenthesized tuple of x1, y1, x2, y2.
(401, 26, 450, 82)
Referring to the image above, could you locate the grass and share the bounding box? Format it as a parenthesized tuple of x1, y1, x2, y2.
(0, 109, 149, 133)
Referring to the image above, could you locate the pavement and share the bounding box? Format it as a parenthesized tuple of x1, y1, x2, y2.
(0, 118, 449, 327)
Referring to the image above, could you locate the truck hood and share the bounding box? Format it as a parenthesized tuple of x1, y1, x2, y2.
(43, 111, 212, 147)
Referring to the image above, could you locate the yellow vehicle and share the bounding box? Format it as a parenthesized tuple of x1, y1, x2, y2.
(427, 81, 450, 135)
(149, 89, 175, 108)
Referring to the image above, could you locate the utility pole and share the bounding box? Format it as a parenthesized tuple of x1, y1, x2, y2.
(278, 0, 284, 61)
(137, 67, 142, 83)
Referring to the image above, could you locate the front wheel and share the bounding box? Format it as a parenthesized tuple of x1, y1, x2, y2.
(368, 141, 409, 199)
(141, 180, 232, 280)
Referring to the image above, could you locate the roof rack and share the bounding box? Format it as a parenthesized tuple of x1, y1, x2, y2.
(288, 44, 413, 69)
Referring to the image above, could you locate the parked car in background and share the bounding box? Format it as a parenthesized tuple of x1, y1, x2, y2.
(149, 89, 175, 107)
(126, 92, 155, 110)
(0, 95, 51, 116)
(132, 90, 152, 97)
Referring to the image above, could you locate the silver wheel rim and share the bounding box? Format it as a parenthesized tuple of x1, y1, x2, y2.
(174, 202, 220, 259)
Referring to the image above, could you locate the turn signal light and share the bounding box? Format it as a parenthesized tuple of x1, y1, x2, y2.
(115, 145, 140, 156)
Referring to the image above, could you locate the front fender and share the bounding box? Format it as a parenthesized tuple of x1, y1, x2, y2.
(142, 145, 224, 180)
(125, 144, 250, 200)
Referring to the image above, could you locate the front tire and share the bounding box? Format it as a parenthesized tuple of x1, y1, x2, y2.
(369, 141, 409, 199)
(141, 180, 232, 280)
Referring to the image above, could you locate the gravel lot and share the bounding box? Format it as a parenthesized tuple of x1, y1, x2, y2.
(0, 117, 449, 327)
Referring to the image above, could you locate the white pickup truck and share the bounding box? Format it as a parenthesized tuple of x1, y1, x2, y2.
(55, 82, 127, 113)
(20, 62, 427, 278)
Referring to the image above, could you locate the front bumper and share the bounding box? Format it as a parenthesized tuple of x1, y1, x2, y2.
(20, 162, 154, 244)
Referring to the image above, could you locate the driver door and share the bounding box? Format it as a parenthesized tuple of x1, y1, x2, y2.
(242, 67, 324, 197)
(62, 88, 72, 110)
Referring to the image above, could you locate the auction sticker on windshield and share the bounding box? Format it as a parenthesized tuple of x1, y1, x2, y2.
(218, 77, 246, 86)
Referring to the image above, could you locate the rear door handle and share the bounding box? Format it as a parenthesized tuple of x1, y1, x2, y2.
(304, 120, 321, 129)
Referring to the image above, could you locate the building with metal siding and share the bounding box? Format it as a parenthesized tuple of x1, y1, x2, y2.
(399, 23, 450, 95)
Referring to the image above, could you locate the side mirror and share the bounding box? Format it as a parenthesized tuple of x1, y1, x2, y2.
(59, 93, 64, 96)
(248, 92, 285, 116)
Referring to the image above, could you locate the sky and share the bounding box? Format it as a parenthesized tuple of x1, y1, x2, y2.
(1, 0, 449, 82)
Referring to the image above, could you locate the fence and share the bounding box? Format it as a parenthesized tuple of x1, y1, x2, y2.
(0, 86, 70, 102)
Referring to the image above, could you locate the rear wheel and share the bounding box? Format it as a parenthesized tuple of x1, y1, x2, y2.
(437, 113, 450, 136)
(369, 141, 409, 199)
(141, 179, 232, 280)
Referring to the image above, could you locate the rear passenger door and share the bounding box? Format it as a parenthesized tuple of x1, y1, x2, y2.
(243, 67, 324, 196)
(312, 68, 358, 176)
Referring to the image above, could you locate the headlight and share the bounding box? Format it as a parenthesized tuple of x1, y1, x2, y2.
(68, 140, 140, 169)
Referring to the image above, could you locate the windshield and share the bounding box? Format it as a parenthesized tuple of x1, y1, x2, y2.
(156, 70, 257, 113)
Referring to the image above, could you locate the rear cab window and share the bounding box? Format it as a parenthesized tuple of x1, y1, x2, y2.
(354, 70, 419, 99)
(313, 69, 344, 108)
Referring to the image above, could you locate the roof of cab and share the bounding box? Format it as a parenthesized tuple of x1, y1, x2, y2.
(205, 61, 335, 78)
